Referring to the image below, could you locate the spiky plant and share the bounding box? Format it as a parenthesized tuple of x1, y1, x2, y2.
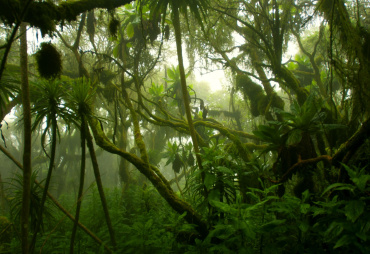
(7, 171, 55, 235)
(67, 78, 116, 251)
(0, 73, 20, 120)
(29, 79, 73, 251)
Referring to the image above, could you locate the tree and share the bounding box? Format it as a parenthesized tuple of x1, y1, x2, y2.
(19, 21, 32, 254)
(1, 0, 370, 251)
(148, 0, 210, 196)
(28, 79, 70, 252)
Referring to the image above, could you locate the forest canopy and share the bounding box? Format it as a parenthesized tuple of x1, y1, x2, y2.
(0, 0, 370, 253)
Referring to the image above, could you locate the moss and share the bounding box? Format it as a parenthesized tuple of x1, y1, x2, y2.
(35, 42, 62, 80)
(27, 1, 57, 35)
(108, 16, 120, 38)
(236, 74, 267, 117)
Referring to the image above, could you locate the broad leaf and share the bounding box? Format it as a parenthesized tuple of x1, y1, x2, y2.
(344, 200, 365, 222)
(204, 172, 216, 191)
(286, 128, 302, 146)
(126, 22, 134, 38)
(209, 200, 232, 213)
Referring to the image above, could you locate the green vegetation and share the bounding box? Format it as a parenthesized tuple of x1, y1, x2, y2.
(0, 0, 369, 253)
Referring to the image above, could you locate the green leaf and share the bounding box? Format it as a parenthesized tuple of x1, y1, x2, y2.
(208, 189, 221, 202)
(301, 189, 310, 203)
(112, 44, 119, 58)
(321, 183, 353, 196)
(209, 200, 231, 213)
(215, 166, 233, 175)
(334, 234, 354, 249)
(145, 219, 153, 229)
(126, 22, 134, 38)
(355, 231, 367, 241)
(167, 67, 176, 80)
(300, 203, 310, 214)
(286, 129, 302, 146)
(204, 172, 216, 191)
(345, 200, 365, 222)
(260, 220, 286, 232)
(299, 221, 310, 232)
(322, 124, 347, 130)
(352, 175, 370, 191)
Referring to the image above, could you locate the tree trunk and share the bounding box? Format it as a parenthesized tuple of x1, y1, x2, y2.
(85, 126, 117, 249)
(70, 116, 86, 254)
(172, 6, 206, 192)
(20, 21, 32, 254)
(30, 112, 57, 252)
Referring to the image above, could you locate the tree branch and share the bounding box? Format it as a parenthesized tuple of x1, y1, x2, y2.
(0, 0, 133, 35)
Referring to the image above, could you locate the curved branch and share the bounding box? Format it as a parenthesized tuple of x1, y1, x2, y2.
(88, 117, 209, 238)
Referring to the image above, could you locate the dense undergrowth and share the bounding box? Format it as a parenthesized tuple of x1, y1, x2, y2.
(1, 164, 369, 254)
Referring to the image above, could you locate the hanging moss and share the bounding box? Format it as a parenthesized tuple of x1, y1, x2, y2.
(236, 74, 286, 119)
(236, 74, 266, 117)
(86, 10, 96, 37)
(108, 16, 120, 39)
(172, 153, 182, 173)
(187, 152, 194, 167)
(164, 24, 170, 40)
(35, 42, 62, 80)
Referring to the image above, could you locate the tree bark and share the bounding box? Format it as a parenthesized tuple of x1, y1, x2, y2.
(88, 117, 209, 238)
(0, 0, 133, 32)
(85, 127, 117, 249)
(70, 116, 86, 254)
(20, 21, 32, 254)
(30, 111, 57, 252)
(172, 5, 205, 191)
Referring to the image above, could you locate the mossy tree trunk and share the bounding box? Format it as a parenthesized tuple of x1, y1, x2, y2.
(171, 5, 206, 194)
(88, 117, 209, 238)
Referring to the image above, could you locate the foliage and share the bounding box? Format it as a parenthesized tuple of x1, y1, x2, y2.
(1, 0, 370, 253)
(0, 73, 19, 119)
(6, 171, 56, 235)
(312, 164, 370, 253)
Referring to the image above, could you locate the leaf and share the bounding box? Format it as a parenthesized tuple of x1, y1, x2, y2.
(215, 166, 233, 175)
(126, 22, 134, 38)
(321, 124, 347, 130)
(352, 175, 370, 191)
(286, 129, 302, 146)
(260, 220, 286, 232)
(167, 67, 176, 80)
(300, 203, 310, 214)
(209, 200, 231, 213)
(344, 200, 365, 222)
(301, 189, 310, 203)
(334, 234, 354, 249)
(208, 189, 220, 202)
(112, 44, 119, 58)
(299, 221, 310, 233)
(145, 219, 153, 229)
(321, 183, 353, 196)
(204, 172, 216, 191)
